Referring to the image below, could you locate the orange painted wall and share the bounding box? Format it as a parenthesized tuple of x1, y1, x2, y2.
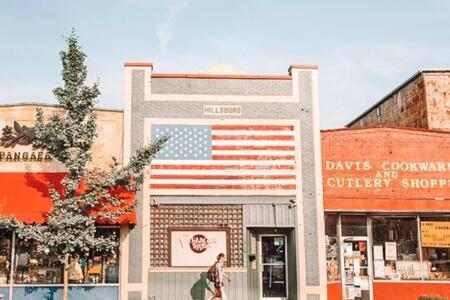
(373, 282, 450, 300)
(328, 281, 450, 300)
(322, 127, 450, 211)
(327, 282, 342, 300)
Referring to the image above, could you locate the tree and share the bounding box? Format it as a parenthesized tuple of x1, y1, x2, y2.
(0, 30, 167, 300)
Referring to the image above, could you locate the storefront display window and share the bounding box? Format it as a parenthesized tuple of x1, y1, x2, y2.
(81, 227, 120, 284)
(0, 231, 12, 284)
(14, 239, 63, 284)
(341, 215, 367, 237)
(372, 217, 423, 280)
(13, 227, 119, 285)
(325, 214, 339, 281)
(420, 216, 450, 281)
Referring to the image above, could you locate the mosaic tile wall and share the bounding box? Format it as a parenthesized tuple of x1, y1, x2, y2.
(150, 204, 244, 267)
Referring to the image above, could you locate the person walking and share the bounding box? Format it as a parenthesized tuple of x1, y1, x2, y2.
(209, 253, 231, 300)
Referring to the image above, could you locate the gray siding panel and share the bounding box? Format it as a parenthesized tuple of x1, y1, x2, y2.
(244, 204, 295, 227)
(148, 271, 248, 300)
(152, 78, 292, 96)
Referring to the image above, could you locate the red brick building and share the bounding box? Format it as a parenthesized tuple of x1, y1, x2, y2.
(347, 70, 450, 130)
(322, 126, 450, 300)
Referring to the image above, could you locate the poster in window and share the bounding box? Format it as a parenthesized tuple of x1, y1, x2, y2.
(343, 243, 353, 257)
(374, 260, 385, 278)
(421, 221, 450, 248)
(169, 228, 230, 267)
(373, 245, 383, 260)
(385, 242, 397, 260)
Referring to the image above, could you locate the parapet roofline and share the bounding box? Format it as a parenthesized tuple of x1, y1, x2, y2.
(346, 69, 450, 127)
(151, 73, 291, 80)
(322, 124, 450, 135)
(124, 62, 319, 80)
(0, 102, 123, 112)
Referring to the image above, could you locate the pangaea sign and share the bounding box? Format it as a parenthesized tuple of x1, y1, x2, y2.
(0, 121, 53, 162)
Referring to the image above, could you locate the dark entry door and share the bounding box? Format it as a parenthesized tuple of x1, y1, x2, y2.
(260, 235, 288, 299)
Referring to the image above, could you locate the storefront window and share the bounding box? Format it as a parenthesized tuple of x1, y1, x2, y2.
(372, 217, 422, 280)
(325, 214, 339, 281)
(420, 216, 450, 281)
(341, 215, 367, 237)
(0, 231, 12, 284)
(80, 228, 120, 284)
(14, 227, 119, 285)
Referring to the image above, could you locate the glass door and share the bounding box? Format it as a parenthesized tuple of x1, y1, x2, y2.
(340, 237, 372, 300)
(259, 235, 288, 300)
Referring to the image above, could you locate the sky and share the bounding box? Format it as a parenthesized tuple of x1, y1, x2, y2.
(1, 0, 449, 129)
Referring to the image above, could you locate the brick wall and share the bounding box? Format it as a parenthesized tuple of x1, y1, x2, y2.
(151, 77, 292, 95)
(0, 104, 123, 170)
(321, 127, 450, 211)
(424, 72, 450, 130)
(349, 74, 428, 129)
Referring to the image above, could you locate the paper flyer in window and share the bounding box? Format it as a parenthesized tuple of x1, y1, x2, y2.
(374, 259, 385, 277)
(354, 276, 362, 287)
(385, 242, 397, 260)
(346, 285, 356, 300)
(373, 245, 383, 260)
(343, 243, 353, 257)
(360, 277, 370, 290)
(353, 258, 361, 275)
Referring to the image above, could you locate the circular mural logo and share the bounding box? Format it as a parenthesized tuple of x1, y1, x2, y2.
(189, 234, 208, 253)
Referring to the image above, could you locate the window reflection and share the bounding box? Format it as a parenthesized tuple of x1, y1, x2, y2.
(0, 231, 12, 284)
(13, 227, 119, 285)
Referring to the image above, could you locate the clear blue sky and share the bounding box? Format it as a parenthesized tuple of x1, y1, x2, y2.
(1, 0, 449, 128)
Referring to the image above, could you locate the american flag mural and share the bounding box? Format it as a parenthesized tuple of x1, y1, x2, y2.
(150, 124, 297, 193)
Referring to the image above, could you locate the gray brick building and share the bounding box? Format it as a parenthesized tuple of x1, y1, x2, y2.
(121, 63, 327, 300)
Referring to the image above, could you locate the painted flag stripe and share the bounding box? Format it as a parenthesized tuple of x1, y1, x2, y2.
(211, 145, 295, 151)
(150, 174, 296, 180)
(212, 130, 294, 136)
(149, 170, 296, 175)
(211, 125, 294, 131)
(150, 164, 296, 170)
(212, 135, 294, 141)
(211, 155, 295, 161)
(150, 184, 296, 190)
(211, 140, 295, 146)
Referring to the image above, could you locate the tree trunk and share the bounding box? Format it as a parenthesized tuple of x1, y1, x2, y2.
(63, 253, 69, 300)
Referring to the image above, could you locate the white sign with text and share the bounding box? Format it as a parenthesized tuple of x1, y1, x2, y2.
(170, 229, 228, 267)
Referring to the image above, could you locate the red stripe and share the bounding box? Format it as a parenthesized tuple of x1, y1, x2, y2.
(212, 145, 295, 151)
(212, 135, 294, 140)
(150, 164, 295, 170)
(212, 155, 295, 160)
(150, 184, 296, 190)
(150, 174, 296, 180)
(212, 125, 294, 131)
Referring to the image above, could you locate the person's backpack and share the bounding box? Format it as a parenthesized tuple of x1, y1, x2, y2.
(207, 264, 217, 282)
